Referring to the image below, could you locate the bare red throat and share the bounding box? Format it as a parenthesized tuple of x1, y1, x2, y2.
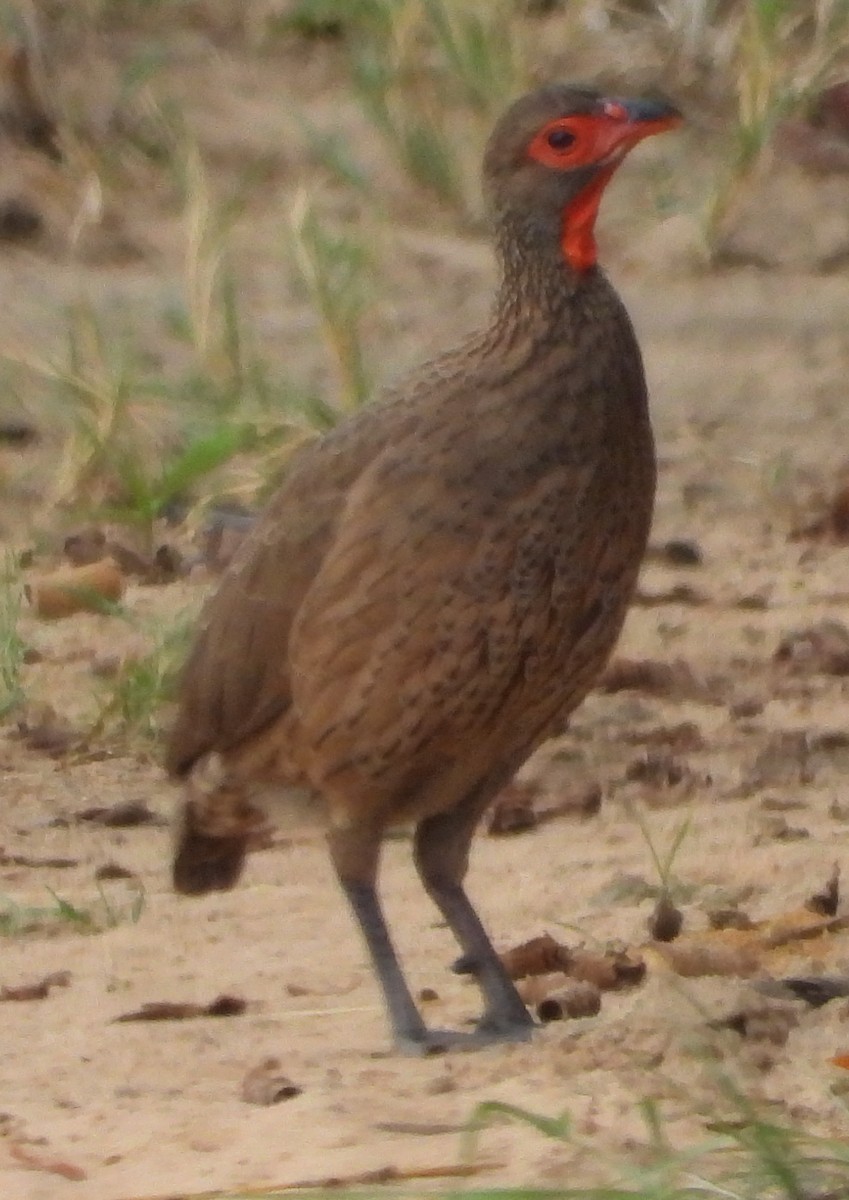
(560, 165, 615, 273)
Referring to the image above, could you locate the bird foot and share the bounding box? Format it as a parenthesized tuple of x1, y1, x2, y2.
(394, 1018, 535, 1056)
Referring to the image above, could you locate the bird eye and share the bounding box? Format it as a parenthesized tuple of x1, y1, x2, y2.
(546, 127, 575, 151)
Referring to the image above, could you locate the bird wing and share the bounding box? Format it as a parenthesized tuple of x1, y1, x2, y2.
(165, 399, 420, 777)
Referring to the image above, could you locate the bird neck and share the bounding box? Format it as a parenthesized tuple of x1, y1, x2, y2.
(492, 209, 598, 327)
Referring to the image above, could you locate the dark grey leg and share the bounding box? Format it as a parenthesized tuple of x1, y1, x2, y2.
(413, 804, 535, 1042)
(328, 824, 436, 1052)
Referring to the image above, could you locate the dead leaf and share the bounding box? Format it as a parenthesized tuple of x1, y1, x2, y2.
(199, 510, 256, 572)
(648, 891, 684, 942)
(9, 1142, 86, 1181)
(0, 847, 78, 869)
(495, 934, 572, 980)
(789, 479, 849, 542)
(241, 1057, 302, 1105)
(806, 863, 840, 916)
(633, 583, 708, 606)
(624, 721, 705, 752)
(14, 703, 79, 757)
(742, 731, 814, 791)
(769, 976, 849, 1007)
(753, 814, 810, 843)
(75, 800, 163, 827)
(710, 1000, 799, 1045)
(568, 948, 646, 990)
(774, 619, 849, 675)
(63, 527, 107, 565)
(486, 781, 540, 835)
(654, 940, 759, 978)
(536, 980, 602, 1022)
(598, 657, 717, 702)
(536, 783, 603, 822)
(707, 907, 756, 931)
(63, 528, 184, 583)
(0, 420, 37, 445)
(25, 557, 125, 618)
(114, 994, 247, 1022)
(625, 751, 697, 789)
(149, 542, 184, 583)
(0, 970, 70, 1001)
(94, 862, 136, 881)
(646, 538, 703, 566)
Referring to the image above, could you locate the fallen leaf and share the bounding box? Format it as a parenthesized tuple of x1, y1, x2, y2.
(9, 1142, 86, 1181)
(710, 1000, 799, 1045)
(753, 814, 810, 844)
(624, 722, 705, 752)
(63, 527, 107, 565)
(806, 863, 840, 916)
(653, 940, 759, 978)
(14, 703, 79, 757)
(568, 948, 646, 990)
(497, 934, 572, 980)
(75, 800, 164, 827)
(486, 781, 540, 835)
(94, 862, 136, 881)
(633, 583, 708, 606)
(646, 538, 703, 566)
(241, 1057, 302, 1106)
(0, 848, 78, 869)
(789, 479, 849, 542)
(114, 994, 247, 1022)
(707, 907, 756, 931)
(598, 657, 717, 702)
(0, 970, 71, 1002)
(648, 891, 684, 942)
(536, 980, 602, 1022)
(774, 620, 849, 675)
(199, 510, 257, 572)
(766, 976, 849, 1008)
(536, 783, 603, 821)
(25, 557, 125, 618)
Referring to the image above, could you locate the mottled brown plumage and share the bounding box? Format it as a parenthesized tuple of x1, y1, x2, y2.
(167, 84, 681, 1052)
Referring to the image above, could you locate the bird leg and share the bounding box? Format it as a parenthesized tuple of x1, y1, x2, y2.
(413, 803, 535, 1043)
(328, 823, 435, 1053)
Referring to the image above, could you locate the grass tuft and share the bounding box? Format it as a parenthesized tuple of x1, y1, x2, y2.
(92, 606, 197, 743)
(0, 552, 26, 718)
(0, 880, 146, 937)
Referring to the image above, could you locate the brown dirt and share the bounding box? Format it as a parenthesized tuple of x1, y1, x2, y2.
(5, 13, 849, 1200)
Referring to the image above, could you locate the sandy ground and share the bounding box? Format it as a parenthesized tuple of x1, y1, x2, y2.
(5, 16, 849, 1200)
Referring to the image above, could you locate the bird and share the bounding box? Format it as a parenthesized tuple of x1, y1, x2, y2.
(166, 83, 681, 1053)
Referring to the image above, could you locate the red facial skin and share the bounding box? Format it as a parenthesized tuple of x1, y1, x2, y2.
(527, 101, 682, 272)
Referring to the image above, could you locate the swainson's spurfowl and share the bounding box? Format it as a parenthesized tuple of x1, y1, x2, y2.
(166, 84, 681, 1052)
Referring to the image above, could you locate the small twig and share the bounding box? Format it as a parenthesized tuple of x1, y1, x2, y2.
(9, 1140, 86, 1181)
(115, 1158, 503, 1199)
(762, 913, 849, 949)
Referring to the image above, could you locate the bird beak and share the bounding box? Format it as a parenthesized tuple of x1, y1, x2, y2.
(597, 96, 683, 158)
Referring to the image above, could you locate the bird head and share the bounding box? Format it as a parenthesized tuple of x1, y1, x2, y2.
(483, 85, 682, 275)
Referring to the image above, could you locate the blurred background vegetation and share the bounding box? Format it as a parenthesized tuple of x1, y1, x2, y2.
(2, 0, 849, 733)
(0, 0, 848, 532)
